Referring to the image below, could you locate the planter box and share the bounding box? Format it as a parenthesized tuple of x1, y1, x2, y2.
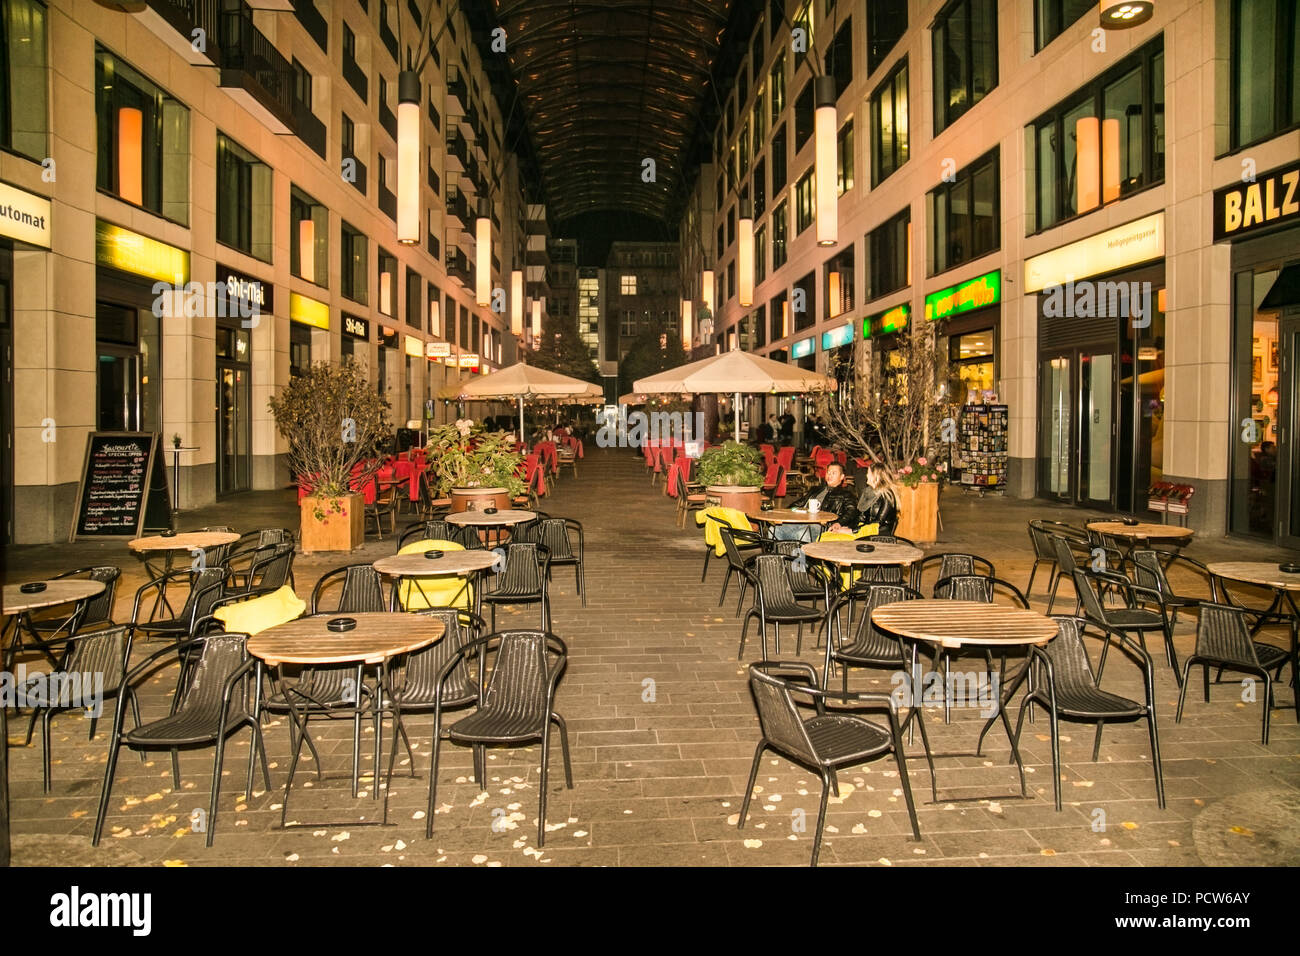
(299, 493, 365, 553)
(451, 486, 511, 513)
(706, 485, 762, 514)
(896, 482, 940, 544)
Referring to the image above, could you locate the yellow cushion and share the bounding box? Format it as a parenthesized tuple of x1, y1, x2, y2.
(696, 507, 754, 556)
(396, 539, 473, 610)
(817, 524, 881, 587)
(213, 585, 306, 636)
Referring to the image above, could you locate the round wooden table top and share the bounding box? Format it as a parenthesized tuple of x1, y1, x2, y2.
(801, 541, 924, 566)
(1086, 521, 1194, 540)
(872, 600, 1060, 649)
(1207, 562, 1300, 592)
(373, 551, 500, 576)
(129, 531, 240, 552)
(2, 579, 106, 615)
(748, 509, 838, 525)
(445, 509, 537, 527)
(247, 612, 446, 667)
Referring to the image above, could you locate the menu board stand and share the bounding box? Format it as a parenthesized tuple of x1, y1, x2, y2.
(69, 432, 173, 541)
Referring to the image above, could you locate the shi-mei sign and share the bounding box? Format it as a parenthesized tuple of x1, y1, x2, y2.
(342, 313, 369, 339)
(0, 180, 51, 248)
(218, 263, 272, 314)
(1214, 160, 1300, 242)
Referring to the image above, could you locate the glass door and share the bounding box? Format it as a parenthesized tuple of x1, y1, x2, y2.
(1079, 349, 1115, 508)
(216, 363, 251, 494)
(1038, 345, 1118, 508)
(1281, 311, 1300, 548)
(97, 347, 140, 431)
(1039, 353, 1073, 499)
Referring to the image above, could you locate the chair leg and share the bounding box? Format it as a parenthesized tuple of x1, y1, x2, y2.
(892, 742, 922, 841)
(40, 708, 53, 794)
(1026, 561, 1039, 597)
(1092, 720, 1105, 761)
(171, 749, 181, 789)
(1048, 705, 1062, 811)
(718, 567, 733, 607)
(1260, 673, 1272, 746)
(207, 730, 229, 847)
(701, 548, 712, 582)
(91, 742, 124, 847)
(737, 740, 766, 828)
(552, 713, 574, 788)
(1145, 710, 1166, 809)
(1174, 657, 1195, 724)
(810, 772, 832, 867)
(425, 731, 443, 839)
(1046, 574, 1061, 615)
(909, 707, 939, 802)
(537, 722, 552, 848)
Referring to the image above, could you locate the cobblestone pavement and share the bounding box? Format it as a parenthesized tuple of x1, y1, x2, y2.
(4, 449, 1299, 867)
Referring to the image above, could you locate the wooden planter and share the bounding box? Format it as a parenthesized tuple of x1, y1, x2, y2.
(895, 482, 940, 544)
(451, 486, 511, 513)
(299, 493, 365, 553)
(706, 485, 762, 514)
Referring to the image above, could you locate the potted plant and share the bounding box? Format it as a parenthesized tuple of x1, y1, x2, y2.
(171, 433, 183, 450)
(816, 326, 949, 543)
(426, 419, 526, 513)
(695, 440, 765, 513)
(268, 360, 392, 552)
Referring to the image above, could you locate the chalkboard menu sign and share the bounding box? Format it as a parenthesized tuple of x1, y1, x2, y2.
(69, 432, 172, 540)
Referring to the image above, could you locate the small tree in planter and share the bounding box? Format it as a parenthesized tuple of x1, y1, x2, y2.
(815, 326, 951, 542)
(426, 420, 526, 512)
(696, 440, 766, 512)
(269, 360, 392, 551)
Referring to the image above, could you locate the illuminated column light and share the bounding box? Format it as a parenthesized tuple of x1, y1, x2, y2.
(828, 271, 841, 317)
(702, 270, 714, 315)
(397, 71, 421, 244)
(1076, 117, 1101, 213)
(380, 271, 392, 315)
(531, 298, 542, 339)
(738, 201, 754, 308)
(430, 299, 441, 336)
(682, 298, 693, 349)
(475, 199, 491, 306)
(298, 219, 315, 281)
(1102, 118, 1121, 203)
(814, 75, 838, 247)
(510, 270, 524, 335)
(118, 107, 143, 206)
(781, 299, 790, 339)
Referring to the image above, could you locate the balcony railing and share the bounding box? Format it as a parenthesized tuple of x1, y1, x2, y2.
(427, 166, 440, 193)
(379, 16, 399, 62)
(220, 5, 297, 132)
(292, 0, 327, 53)
(145, 0, 220, 65)
(447, 70, 467, 109)
(445, 190, 468, 224)
(446, 247, 470, 284)
(343, 55, 368, 102)
(426, 230, 440, 261)
(292, 99, 327, 158)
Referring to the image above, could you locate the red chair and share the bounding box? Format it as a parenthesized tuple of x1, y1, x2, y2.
(775, 446, 795, 470)
(835, 451, 847, 468)
(760, 444, 775, 471)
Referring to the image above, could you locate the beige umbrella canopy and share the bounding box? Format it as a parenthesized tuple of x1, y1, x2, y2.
(633, 350, 836, 437)
(455, 362, 601, 435)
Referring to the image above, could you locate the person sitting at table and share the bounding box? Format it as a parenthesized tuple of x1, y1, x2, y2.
(836, 463, 899, 535)
(775, 462, 859, 541)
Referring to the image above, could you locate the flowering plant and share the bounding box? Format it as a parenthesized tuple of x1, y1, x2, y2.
(896, 456, 947, 487)
(426, 421, 526, 497)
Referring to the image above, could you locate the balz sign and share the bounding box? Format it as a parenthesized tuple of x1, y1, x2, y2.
(69, 432, 172, 540)
(1213, 160, 1300, 242)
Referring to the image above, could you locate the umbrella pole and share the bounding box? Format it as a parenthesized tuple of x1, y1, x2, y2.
(518, 396, 525, 442)
(734, 391, 741, 441)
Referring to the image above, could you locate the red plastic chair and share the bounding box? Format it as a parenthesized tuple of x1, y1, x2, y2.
(760, 444, 775, 471)
(775, 446, 795, 470)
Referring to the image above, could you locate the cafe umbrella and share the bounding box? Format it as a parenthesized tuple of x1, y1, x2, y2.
(454, 362, 601, 437)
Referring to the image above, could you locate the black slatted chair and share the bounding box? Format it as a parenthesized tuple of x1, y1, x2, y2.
(227, 529, 295, 589)
(1176, 603, 1292, 744)
(822, 583, 922, 693)
(719, 523, 765, 613)
(400, 519, 459, 551)
(855, 535, 917, 586)
(1047, 534, 1089, 614)
(1131, 549, 1209, 630)
(738, 554, 826, 660)
(675, 468, 707, 529)
(928, 575, 1029, 722)
(6, 566, 121, 672)
(538, 518, 585, 607)
(1014, 616, 1164, 810)
(738, 660, 923, 867)
(20, 624, 141, 793)
(198, 526, 238, 568)
(480, 543, 551, 631)
(130, 566, 230, 640)
(911, 552, 994, 595)
(310, 564, 388, 614)
(1025, 520, 1087, 597)
(93, 632, 270, 847)
(1073, 568, 1178, 684)
(700, 513, 761, 583)
(425, 630, 572, 847)
(239, 543, 295, 596)
(1087, 526, 1134, 571)
(768, 540, 832, 606)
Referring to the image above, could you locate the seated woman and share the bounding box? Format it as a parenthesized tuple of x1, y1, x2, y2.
(829, 463, 899, 536)
(775, 462, 859, 541)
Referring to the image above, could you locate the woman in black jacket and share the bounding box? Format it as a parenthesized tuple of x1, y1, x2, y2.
(846, 464, 900, 535)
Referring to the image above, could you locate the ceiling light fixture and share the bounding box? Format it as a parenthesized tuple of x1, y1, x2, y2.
(1099, 2, 1154, 28)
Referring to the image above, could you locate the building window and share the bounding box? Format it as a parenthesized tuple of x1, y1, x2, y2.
(870, 58, 909, 187)
(292, 57, 312, 111)
(932, 0, 998, 136)
(739, 121, 750, 178)
(771, 122, 787, 193)
(1229, 0, 1300, 150)
(1034, 0, 1093, 52)
(794, 80, 814, 151)
(717, 223, 725, 259)
(2, 0, 48, 160)
(928, 148, 999, 274)
(752, 85, 765, 142)
(793, 270, 815, 331)
(216, 133, 271, 261)
(728, 206, 736, 246)
(1028, 39, 1163, 232)
(289, 323, 312, 378)
(772, 199, 788, 268)
(341, 220, 367, 305)
(727, 261, 736, 300)
(866, 0, 906, 75)
(341, 112, 355, 155)
(769, 51, 786, 123)
(406, 268, 422, 330)
(795, 168, 815, 234)
(621, 274, 637, 295)
(792, 2, 813, 75)
(825, 18, 852, 99)
(867, 206, 911, 301)
(621, 310, 636, 336)
(95, 48, 190, 224)
(753, 157, 766, 217)
(825, 244, 854, 318)
(837, 120, 853, 195)
(290, 186, 328, 287)
(770, 290, 788, 341)
(377, 247, 397, 317)
(755, 225, 767, 284)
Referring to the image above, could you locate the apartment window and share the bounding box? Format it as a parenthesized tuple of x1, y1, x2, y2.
(752, 86, 766, 142)
(932, 0, 998, 135)
(377, 247, 397, 317)
(727, 261, 736, 300)
(825, 19, 852, 99)
(755, 225, 767, 284)
(95, 48, 190, 224)
(794, 80, 814, 151)
(867, 207, 910, 301)
(866, 0, 906, 75)
(795, 168, 814, 234)
(793, 270, 815, 331)
(738, 62, 749, 109)
(753, 157, 766, 217)
(621, 274, 637, 295)
(825, 245, 854, 318)
(378, 75, 396, 138)
(621, 310, 636, 336)
(341, 220, 368, 305)
(341, 113, 355, 154)
(1029, 40, 1164, 232)
(793, 2, 813, 75)
(772, 199, 788, 268)
(717, 223, 725, 259)
(292, 58, 312, 110)
(1229, 0, 1300, 150)
(727, 145, 736, 192)
(726, 95, 734, 139)
(770, 52, 786, 123)
(378, 153, 396, 219)
(2, 0, 47, 159)
(928, 148, 999, 274)
(406, 269, 422, 330)
(770, 122, 788, 193)
(428, 90, 440, 130)
(716, 173, 724, 209)
(1034, 0, 1093, 52)
(870, 58, 909, 187)
(216, 133, 272, 261)
(727, 206, 736, 246)
(770, 290, 788, 340)
(290, 186, 328, 287)
(837, 120, 853, 195)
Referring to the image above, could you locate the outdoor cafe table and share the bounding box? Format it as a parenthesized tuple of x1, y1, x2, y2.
(1086, 521, 1195, 544)
(247, 612, 445, 828)
(801, 540, 924, 592)
(871, 600, 1059, 802)
(372, 551, 500, 614)
(129, 531, 240, 615)
(748, 510, 837, 543)
(446, 508, 537, 547)
(1207, 561, 1300, 722)
(2, 579, 107, 671)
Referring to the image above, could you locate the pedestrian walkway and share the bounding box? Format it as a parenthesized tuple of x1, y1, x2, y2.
(4, 449, 1298, 866)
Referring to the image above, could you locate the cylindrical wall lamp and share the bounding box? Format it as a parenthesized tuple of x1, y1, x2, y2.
(397, 71, 421, 244)
(682, 298, 693, 350)
(380, 271, 393, 315)
(1102, 118, 1121, 203)
(1076, 116, 1101, 213)
(475, 198, 491, 306)
(738, 201, 754, 308)
(814, 75, 838, 247)
(531, 297, 542, 339)
(511, 269, 524, 335)
(118, 107, 143, 206)
(702, 270, 714, 315)
(298, 218, 315, 282)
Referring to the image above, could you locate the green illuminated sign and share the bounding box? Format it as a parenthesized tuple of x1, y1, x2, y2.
(924, 270, 1000, 322)
(864, 303, 910, 338)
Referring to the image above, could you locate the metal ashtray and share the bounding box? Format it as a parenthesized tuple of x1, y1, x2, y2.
(1121, 517, 1139, 526)
(160, 529, 177, 537)
(484, 507, 499, 515)
(1280, 562, 1300, 574)
(424, 550, 444, 560)
(19, 582, 48, 594)
(855, 543, 876, 553)
(326, 617, 357, 632)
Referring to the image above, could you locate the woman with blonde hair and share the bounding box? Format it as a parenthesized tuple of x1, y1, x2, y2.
(855, 463, 900, 535)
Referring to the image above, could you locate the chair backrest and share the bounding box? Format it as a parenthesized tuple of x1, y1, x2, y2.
(200, 527, 237, 566)
(1051, 534, 1079, 573)
(181, 566, 230, 628)
(179, 632, 252, 718)
(775, 446, 795, 469)
(56, 566, 121, 627)
(863, 534, 916, 547)
(249, 543, 295, 591)
(769, 540, 820, 594)
(1027, 521, 1058, 560)
(936, 574, 993, 602)
(499, 543, 546, 593)
(838, 583, 912, 654)
(1195, 602, 1262, 667)
(747, 666, 819, 765)
(1029, 616, 1097, 695)
(674, 466, 690, 500)
(719, 524, 756, 571)
(754, 554, 799, 610)
(479, 630, 565, 726)
(763, 463, 778, 487)
(259, 528, 294, 547)
(1130, 549, 1172, 596)
(311, 564, 387, 614)
(1071, 568, 1111, 625)
(760, 444, 775, 470)
(64, 624, 132, 697)
(406, 608, 480, 704)
(538, 518, 577, 561)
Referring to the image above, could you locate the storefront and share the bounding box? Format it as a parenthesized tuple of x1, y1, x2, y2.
(214, 264, 265, 496)
(1216, 160, 1300, 547)
(924, 269, 1002, 405)
(1027, 213, 1166, 513)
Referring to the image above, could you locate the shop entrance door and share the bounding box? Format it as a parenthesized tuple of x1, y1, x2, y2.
(1280, 310, 1300, 549)
(97, 346, 141, 431)
(216, 361, 251, 495)
(1038, 345, 1117, 509)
